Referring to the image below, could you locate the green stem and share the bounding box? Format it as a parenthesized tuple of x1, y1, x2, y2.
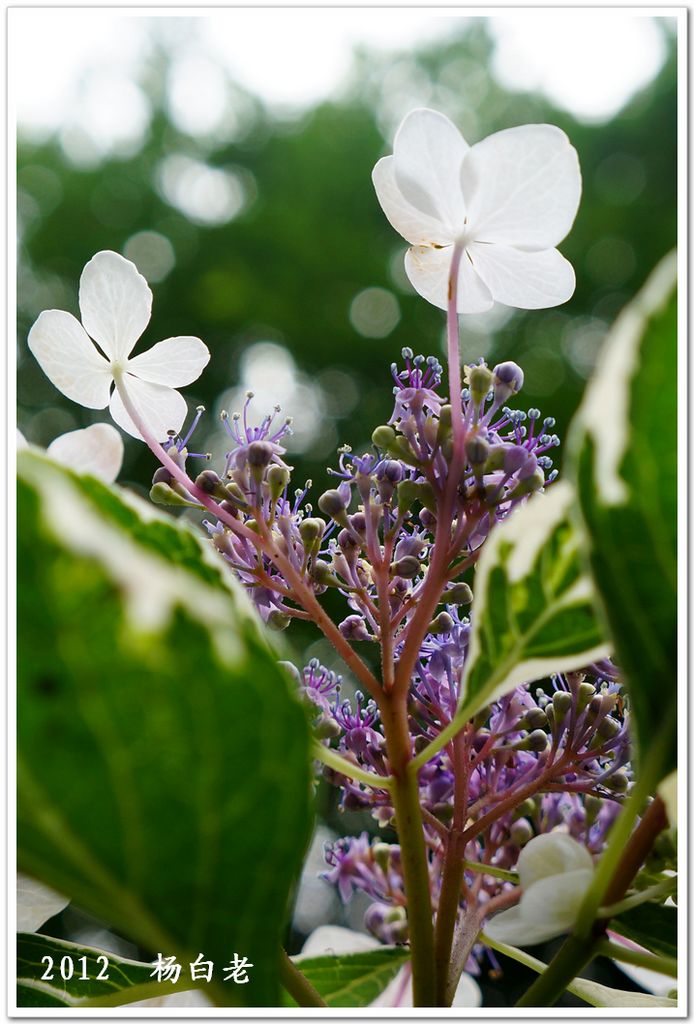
(312, 741, 392, 790)
(598, 876, 677, 917)
(279, 950, 327, 1007)
(514, 934, 598, 1007)
(461, 860, 518, 883)
(595, 939, 677, 978)
(380, 698, 436, 1006)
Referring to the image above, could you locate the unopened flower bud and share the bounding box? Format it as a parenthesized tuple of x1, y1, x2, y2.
(552, 690, 573, 725)
(523, 707, 549, 731)
(514, 729, 549, 752)
(314, 715, 342, 740)
(372, 843, 392, 871)
(504, 447, 529, 476)
(339, 615, 370, 642)
(372, 425, 397, 449)
(247, 440, 273, 469)
(267, 464, 291, 500)
(266, 610, 291, 631)
(467, 363, 494, 406)
(597, 716, 621, 741)
(299, 517, 326, 545)
(152, 466, 172, 486)
(429, 611, 454, 635)
(577, 681, 596, 712)
(445, 582, 473, 605)
(605, 769, 629, 792)
(508, 467, 545, 499)
(195, 469, 230, 499)
(318, 488, 349, 524)
(466, 433, 490, 466)
(510, 818, 534, 847)
(150, 482, 197, 507)
(311, 560, 341, 587)
(493, 361, 524, 401)
(391, 555, 421, 580)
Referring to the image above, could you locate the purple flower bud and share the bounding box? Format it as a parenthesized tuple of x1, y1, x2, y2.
(493, 361, 525, 401)
(339, 615, 371, 642)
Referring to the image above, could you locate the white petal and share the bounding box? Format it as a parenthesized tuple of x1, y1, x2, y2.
(517, 832, 594, 890)
(658, 770, 677, 826)
(128, 336, 210, 387)
(463, 124, 581, 249)
(372, 156, 450, 246)
(404, 245, 493, 314)
(27, 310, 112, 409)
(17, 874, 70, 932)
(452, 973, 482, 1007)
(79, 251, 152, 361)
(393, 108, 468, 233)
(17, 429, 29, 450)
(299, 925, 379, 958)
(468, 243, 575, 309)
(47, 424, 124, 483)
(109, 375, 187, 441)
(484, 905, 553, 947)
(520, 869, 595, 942)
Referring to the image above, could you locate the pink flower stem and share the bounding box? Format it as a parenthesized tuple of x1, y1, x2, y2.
(446, 244, 465, 450)
(112, 371, 381, 702)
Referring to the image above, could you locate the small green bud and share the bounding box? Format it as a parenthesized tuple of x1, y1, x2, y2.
(552, 690, 573, 725)
(605, 769, 629, 792)
(514, 728, 549, 752)
(372, 843, 392, 871)
(466, 363, 494, 406)
(318, 488, 349, 524)
(597, 716, 621, 741)
(510, 818, 534, 847)
(513, 798, 537, 820)
(267, 464, 291, 501)
(508, 468, 545, 500)
(150, 482, 200, 508)
(523, 707, 549, 731)
(314, 715, 342, 741)
(577, 681, 596, 712)
(372, 424, 396, 448)
(584, 794, 603, 827)
(465, 433, 490, 466)
(299, 517, 326, 545)
(311, 560, 341, 587)
(266, 610, 291, 631)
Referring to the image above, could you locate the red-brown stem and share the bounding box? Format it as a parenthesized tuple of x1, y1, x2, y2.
(112, 372, 381, 701)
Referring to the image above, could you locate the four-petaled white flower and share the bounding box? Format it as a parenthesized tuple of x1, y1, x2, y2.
(485, 832, 594, 947)
(28, 251, 210, 440)
(372, 108, 581, 314)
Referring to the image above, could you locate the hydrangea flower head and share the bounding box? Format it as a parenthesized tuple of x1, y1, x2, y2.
(28, 251, 210, 440)
(372, 108, 581, 313)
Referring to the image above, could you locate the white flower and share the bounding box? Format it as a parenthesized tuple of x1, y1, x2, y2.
(485, 832, 594, 947)
(299, 925, 481, 1008)
(27, 251, 210, 441)
(372, 108, 581, 314)
(17, 874, 70, 932)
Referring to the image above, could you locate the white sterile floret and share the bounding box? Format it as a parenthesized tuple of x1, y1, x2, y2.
(46, 423, 124, 482)
(484, 832, 594, 947)
(372, 108, 581, 314)
(28, 251, 210, 441)
(17, 874, 70, 932)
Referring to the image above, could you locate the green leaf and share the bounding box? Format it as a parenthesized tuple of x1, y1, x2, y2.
(17, 933, 154, 1008)
(570, 252, 677, 779)
(460, 481, 609, 717)
(611, 901, 677, 959)
(17, 450, 313, 1007)
(287, 948, 410, 1007)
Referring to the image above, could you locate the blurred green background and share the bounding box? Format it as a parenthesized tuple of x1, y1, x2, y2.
(16, 11, 678, 985)
(17, 14, 677, 496)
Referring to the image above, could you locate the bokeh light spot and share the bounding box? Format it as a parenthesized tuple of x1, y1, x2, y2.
(349, 287, 400, 338)
(123, 231, 176, 283)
